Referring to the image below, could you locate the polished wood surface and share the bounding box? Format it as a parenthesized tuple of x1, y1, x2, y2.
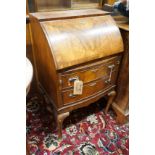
(62, 72, 118, 105)
(60, 56, 121, 89)
(72, 0, 100, 9)
(117, 23, 129, 31)
(30, 9, 109, 21)
(41, 15, 123, 70)
(105, 90, 116, 113)
(30, 15, 60, 108)
(57, 112, 70, 138)
(30, 12, 124, 138)
(26, 23, 31, 47)
(112, 24, 129, 124)
(29, 0, 102, 12)
(35, 0, 71, 12)
(103, 0, 115, 5)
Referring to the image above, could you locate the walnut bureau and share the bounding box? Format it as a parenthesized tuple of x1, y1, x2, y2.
(30, 11, 124, 139)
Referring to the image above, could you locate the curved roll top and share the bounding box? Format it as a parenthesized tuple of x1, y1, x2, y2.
(41, 15, 124, 70)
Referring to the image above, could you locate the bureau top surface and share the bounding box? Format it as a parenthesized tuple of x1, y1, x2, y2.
(41, 15, 124, 70)
(30, 9, 109, 21)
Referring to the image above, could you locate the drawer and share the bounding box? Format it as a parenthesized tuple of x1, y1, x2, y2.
(60, 56, 121, 89)
(62, 71, 118, 105)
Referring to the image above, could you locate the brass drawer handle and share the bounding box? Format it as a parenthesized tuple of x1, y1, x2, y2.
(69, 93, 77, 98)
(105, 79, 111, 84)
(68, 76, 79, 83)
(108, 64, 115, 69)
(89, 82, 97, 87)
(105, 64, 115, 83)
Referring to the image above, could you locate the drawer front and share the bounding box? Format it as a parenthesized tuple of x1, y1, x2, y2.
(60, 56, 121, 89)
(62, 71, 118, 105)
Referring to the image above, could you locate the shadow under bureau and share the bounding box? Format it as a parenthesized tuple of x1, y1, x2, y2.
(30, 12, 124, 139)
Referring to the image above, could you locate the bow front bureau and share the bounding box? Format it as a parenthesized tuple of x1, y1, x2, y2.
(30, 12, 124, 138)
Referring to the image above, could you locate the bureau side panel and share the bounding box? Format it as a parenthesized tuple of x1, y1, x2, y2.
(29, 16, 63, 109)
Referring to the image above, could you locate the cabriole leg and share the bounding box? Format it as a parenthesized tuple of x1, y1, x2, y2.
(57, 112, 70, 139)
(105, 91, 116, 114)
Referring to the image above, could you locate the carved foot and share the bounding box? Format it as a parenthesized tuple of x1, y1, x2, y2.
(57, 112, 70, 139)
(105, 91, 116, 114)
